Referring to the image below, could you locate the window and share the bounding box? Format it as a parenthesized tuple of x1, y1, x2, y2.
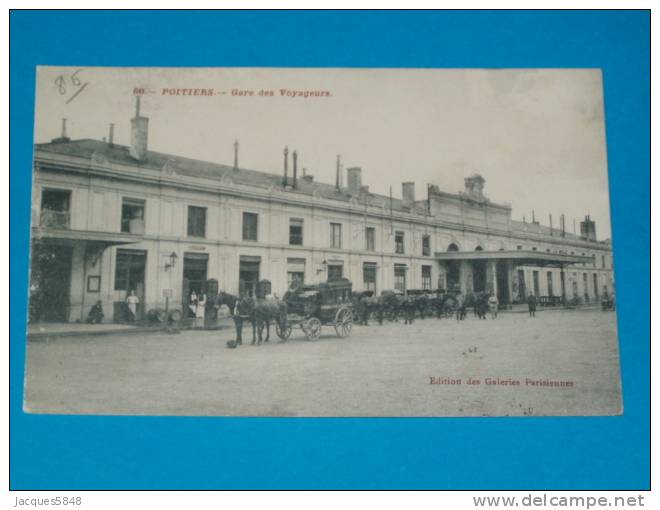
(187, 206, 207, 238)
(330, 223, 342, 249)
(547, 271, 554, 297)
(287, 258, 305, 289)
(121, 198, 145, 234)
(422, 235, 431, 256)
(394, 264, 407, 292)
(363, 263, 377, 292)
(601, 255, 606, 269)
(395, 231, 405, 254)
(242, 212, 258, 241)
(532, 247, 537, 251)
(422, 265, 432, 290)
(289, 218, 303, 245)
(40, 189, 71, 229)
(328, 263, 343, 280)
(583, 273, 589, 299)
(365, 227, 375, 252)
(517, 245, 523, 250)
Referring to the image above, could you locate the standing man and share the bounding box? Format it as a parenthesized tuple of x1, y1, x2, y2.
(527, 292, 537, 318)
(488, 293, 499, 319)
(126, 290, 139, 323)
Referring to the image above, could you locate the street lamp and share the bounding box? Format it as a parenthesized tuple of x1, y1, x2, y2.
(164, 251, 178, 271)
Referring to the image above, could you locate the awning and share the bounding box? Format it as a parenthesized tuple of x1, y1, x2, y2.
(31, 227, 139, 249)
(434, 250, 591, 267)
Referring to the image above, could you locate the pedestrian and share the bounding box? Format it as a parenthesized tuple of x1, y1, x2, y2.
(188, 291, 198, 318)
(233, 295, 253, 346)
(527, 293, 537, 318)
(86, 300, 104, 324)
(404, 297, 415, 325)
(488, 294, 499, 319)
(126, 290, 139, 322)
(195, 292, 207, 328)
(456, 293, 465, 321)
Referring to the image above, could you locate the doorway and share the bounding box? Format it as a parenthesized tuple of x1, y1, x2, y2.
(115, 249, 147, 321)
(472, 261, 487, 292)
(183, 253, 209, 295)
(239, 258, 260, 296)
(29, 242, 73, 322)
(496, 260, 510, 304)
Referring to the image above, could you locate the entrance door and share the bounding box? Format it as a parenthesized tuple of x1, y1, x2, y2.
(517, 269, 526, 301)
(183, 253, 209, 296)
(472, 261, 487, 292)
(239, 260, 260, 296)
(29, 242, 73, 322)
(115, 249, 147, 320)
(446, 261, 460, 292)
(496, 260, 510, 304)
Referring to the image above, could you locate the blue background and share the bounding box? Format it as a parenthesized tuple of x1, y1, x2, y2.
(10, 10, 650, 489)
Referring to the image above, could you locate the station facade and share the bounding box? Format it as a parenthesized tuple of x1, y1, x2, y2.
(30, 105, 615, 322)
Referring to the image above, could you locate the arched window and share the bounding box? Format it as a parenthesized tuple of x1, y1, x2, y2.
(447, 243, 459, 252)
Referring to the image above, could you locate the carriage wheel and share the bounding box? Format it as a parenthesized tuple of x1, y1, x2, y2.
(303, 317, 322, 341)
(276, 321, 292, 341)
(334, 306, 353, 338)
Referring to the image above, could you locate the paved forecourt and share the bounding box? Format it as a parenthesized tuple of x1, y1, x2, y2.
(23, 309, 621, 417)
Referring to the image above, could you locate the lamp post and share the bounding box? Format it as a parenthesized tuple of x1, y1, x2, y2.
(164, 252, 178, 313)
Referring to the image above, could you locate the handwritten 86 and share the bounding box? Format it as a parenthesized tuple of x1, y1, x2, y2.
(54, 70, 83, 95)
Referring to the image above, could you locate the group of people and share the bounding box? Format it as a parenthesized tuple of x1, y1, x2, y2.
(454, 292, 500, 321)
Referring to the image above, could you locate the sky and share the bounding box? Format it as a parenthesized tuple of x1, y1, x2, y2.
(33, 66, 612, 239)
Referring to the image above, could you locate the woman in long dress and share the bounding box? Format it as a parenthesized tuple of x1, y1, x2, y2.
(195, 293, 206, 328)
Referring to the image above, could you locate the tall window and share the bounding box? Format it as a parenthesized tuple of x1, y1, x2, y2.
(395, 231, 405, 254)
(242, 212, 258, 241)
(187, 206, 207, 238)
(601, 255, 606, 269)
(546, 271, 554, 297)
(121, 198, 145, 234)
(330, 223, 342, 249)
(422, 235, 431, 256)
(289, 218, 303, 245)
(422, 265, 432, 290)
(363, 263, 377, 292)
(365, 227, 375, 252)
(394, 264, 407, 292)
(593, 274, 599, 299)
(40, 189, 71, 229)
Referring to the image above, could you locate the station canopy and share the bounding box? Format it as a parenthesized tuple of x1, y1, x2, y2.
(434, 250, 592, 268)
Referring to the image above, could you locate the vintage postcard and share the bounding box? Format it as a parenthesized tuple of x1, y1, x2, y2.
(24, 67, 621, 416)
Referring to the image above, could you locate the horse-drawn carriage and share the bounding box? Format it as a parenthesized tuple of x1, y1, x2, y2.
(276, 278, 354, 341)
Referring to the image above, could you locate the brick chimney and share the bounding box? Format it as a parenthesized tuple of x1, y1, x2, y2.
(347, 167, 362, 195)
(130, 96, 149, 161)
(402, 182, 415, 207)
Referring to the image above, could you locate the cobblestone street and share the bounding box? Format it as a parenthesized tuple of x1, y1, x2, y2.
(23, 309, 621, 417)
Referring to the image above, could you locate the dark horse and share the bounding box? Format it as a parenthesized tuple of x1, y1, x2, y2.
(215, 290, 239, 316)
(235, 297, 288, 345)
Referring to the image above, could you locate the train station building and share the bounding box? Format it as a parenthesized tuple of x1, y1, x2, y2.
(29, 103, 615, 322)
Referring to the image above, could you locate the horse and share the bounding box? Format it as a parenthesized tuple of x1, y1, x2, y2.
(215, 290, 239, 316)
(252, 298, 288, 344)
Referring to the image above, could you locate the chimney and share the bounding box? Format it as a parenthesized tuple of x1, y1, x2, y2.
(302, 167, 307, 177)
(233, 140, 239, 171)
(347, 166, 362, 195)
(130, 96, 149, 161)
(580, 214, 597, 241)
(549, 213, 553, 235)
(292, 150, 298, 189)
(108, 123, 115, 146)
(52, 118, 70, 143)
(283, 146, 289, 187)
(402, 182, 415, 207)
(336, 155, 341, 190)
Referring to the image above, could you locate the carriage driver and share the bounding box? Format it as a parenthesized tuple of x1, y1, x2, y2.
(232, 293, 252, 346)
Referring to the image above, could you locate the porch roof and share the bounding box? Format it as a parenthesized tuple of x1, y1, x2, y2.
(31, 227, 139, 249)
(434, 250, 591, 267)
